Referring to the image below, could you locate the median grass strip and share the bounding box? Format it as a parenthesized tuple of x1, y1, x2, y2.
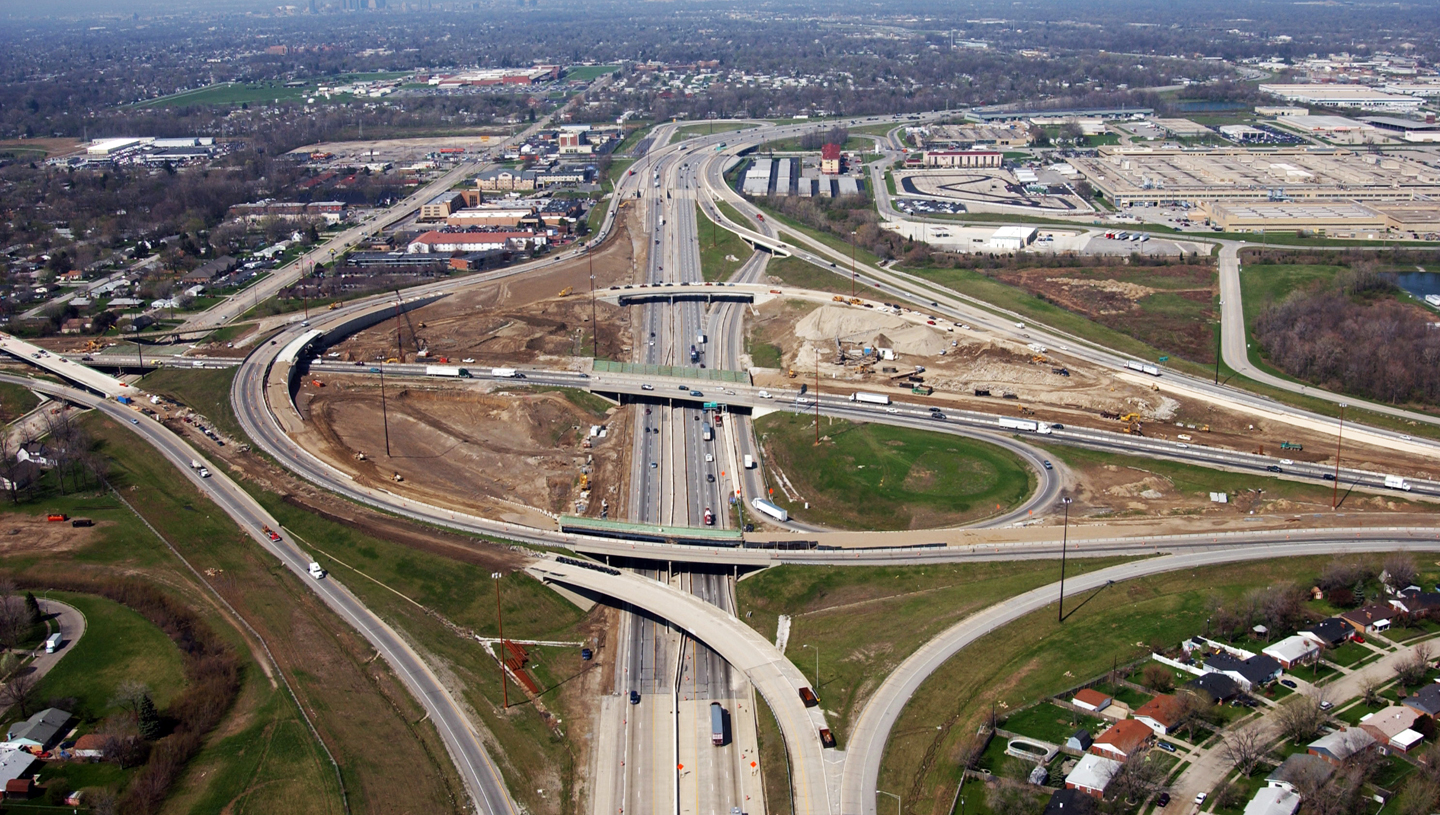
(142, 366, 247, 443)
(697, 202, 754, 282)
(0, 381, 41, 420)
(875, 556, 1362, 815)
(763, 255, 887, 301)
(754, 412, 1034, 531)
(736, 557, 1132, 745)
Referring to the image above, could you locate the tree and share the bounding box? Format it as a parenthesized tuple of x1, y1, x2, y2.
(1361, 676, 1384, 708)
(109, 680, 151, 722)
(136, 694, 162, 741)
(22, 593, 40, 627)
(1396, 643, 1433, 687)
(1222, 729, 1267, 775)
(0, 585, 30, 651)
(0, 670, 38, 717)
(1318, 559, 1371, 593)
(1142, 663, 1175, 692)
(1274, 695, 1328, 743)
(1383, 554, 1418, 592)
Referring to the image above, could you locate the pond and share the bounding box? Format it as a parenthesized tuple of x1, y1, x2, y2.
(1394, 271, 1440, 304)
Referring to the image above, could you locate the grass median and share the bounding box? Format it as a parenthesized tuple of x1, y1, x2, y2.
(754, 412, 1035, 530)
(697, 202, 754, 282)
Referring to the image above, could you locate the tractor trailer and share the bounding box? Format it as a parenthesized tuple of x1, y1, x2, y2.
(1124, 360, 1162, 377)
(1384, 475, 1413, 491)
(710, 703, 725, 745)
(751, 498, 788, 523)
(426, 365, 461, 377)
(997, 417, 1053, 434)
(491, 367, 521, 378)
(850, 392, 891, 405)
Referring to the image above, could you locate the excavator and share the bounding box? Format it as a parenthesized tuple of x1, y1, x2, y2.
(1118, 413, 1143, 423)
(558, 286, 574, 297)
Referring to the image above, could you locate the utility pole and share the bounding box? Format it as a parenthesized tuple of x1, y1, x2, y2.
(814, 354, 821, 445)
(850, 230, 858, 297)
(1213, 320, 1222, 385)
(1332, 404, 1346, 509)
(589, 247, 598, 357)
(1057, 496, 1073, 622)
(493, 571, 508, 709)
(379, 367, 391, 457)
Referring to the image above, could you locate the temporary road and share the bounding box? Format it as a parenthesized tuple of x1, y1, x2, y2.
(0, 373, 519, 815)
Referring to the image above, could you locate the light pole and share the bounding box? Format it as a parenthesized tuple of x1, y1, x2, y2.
(1332, 403, 1346, 509)
(878, 789, 901, 815)
(589, 247, 598, 358)
(493, 571, 508, 709)
(802, 643, 819, 685)
(1058, 496, 1073, 623)
(378, 367, 391, 457)
(849, 230, 858, 297)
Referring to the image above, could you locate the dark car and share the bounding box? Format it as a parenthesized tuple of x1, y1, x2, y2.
(707, 474, 715, 483)
(1321, 473, 1336, 481)
(1157, 793, 1171, 808)
(1280, 679, 1297, 689)
(1267, 465, 1283, 473)
(929, 413, 946, 421)
(630, 690, 641, 705)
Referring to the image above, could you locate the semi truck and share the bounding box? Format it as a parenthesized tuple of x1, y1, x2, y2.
(308, 562, 327, 579)
(703, 423, 713, 441)
(997, 417, 1053, 434)
(710, 702, 725, 745)
(491, 367, 521, 378)
(1124, 360, 1162, 377)
(426, 365, 461, 377)
(850, 392, 891, 405)
(752, 498, 788, 523)
(1384, 475, 1413, 491)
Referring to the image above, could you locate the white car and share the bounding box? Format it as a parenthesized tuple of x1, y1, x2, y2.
(885, 407, 898, 414)
(641, 384, 654, 391)
(705, 453, 714, 463)
(1279, 458, 1294, 465)
(462, 358, 475, 363)
(756, 390, 771, 399)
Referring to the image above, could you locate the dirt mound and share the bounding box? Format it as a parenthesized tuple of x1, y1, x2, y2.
(794, 306, 950, 356)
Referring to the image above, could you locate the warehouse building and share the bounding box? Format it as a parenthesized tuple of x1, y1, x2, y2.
(1258, 84, 1423, 112)
(923, 150, 1003, 168)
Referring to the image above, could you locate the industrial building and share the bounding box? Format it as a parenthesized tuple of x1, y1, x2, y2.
(1258, 84, 1423, 112)
(1201, 200, 1440, 237)
(989, 225, 1037, 250)
(922, 150, 1003, 168)
(1153, 118, 1210, 138)
(406, 229, 547, 254)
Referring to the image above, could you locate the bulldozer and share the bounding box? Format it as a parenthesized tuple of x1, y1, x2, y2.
(558, 286, 574, 297)
(787, 368, 798, 378)
(1122, 421, 1144, 436)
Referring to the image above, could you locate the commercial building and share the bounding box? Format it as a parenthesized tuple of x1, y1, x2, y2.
(821, 144, 843, 175)
(923, 150, 1003, 169)
(420, 193, 467, 222)
(990, 225, 1037, 251)
(1154, 118, 1210, 138)
(406, 229, 547, 254)
(1202, 202, 1388, 235)
(86, 137, 150, 157)
(446, 206, 539, 228)
(1259, 84, 1423, 112)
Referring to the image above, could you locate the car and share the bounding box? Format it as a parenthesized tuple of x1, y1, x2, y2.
(1321, 473, 1336, 481)
(1158, 742, 1177, 753)
(130, 418, 139, 424)
(369, 367, 381, 373)
(1157, 792, 1171, 807)
(707, 474, 715, 483)
(1320, 700, 1334, 710)
(1279, 458, 1294, 465)
(680, 385, 690, 391)
(1177, 443, 1189, 449)
(690, 390, 703, 397)
(641, 384, 654, 391)
(929, 413, 946, 421)
(645, 408, 652, 415)
(630, 691, 641, 705)
(1402, 435, 1413, 441)
(757, 390, 772, 399)
(1266, 465, 1283, 473)
(1195, 793, 1207, 805)
(1352, 635, 1365, 644)
(1050, 423, 1064, 430)
(267, 531, 282, 542)
(1280, 679, 1297, 689)
(885, 407, 898, 414)
(649, 462, 658, 468)
(1042, 460, 1053, 470)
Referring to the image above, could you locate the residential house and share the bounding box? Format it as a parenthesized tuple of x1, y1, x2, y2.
(1358, 706, 1425, 753)
(1133, 694, 1185, 737)
(15, 444, 53, 467)
(0, 461, 42, 493)
(1205, 652, 1282, 692)
(1340, 604, 1393, 634)
(1262, 635, 1321, 670)
(1185, 672, 1240, 704)
(2, 708, 72, 751)
(1267, 753, 1333, 792)
(1044, 787, 1096, 815)
(181, 256, 237, 285)
(1242, 786, 1300, 815)
(1065, 753, 1123, 798)
(1066, 730, 1094, 753)
(1402, 683, 1440, 718)
(59, 317, 91, 334)
(1390, 591, 1440, 618)
(0, 751, 33, 791)
(70, 734, 105, 759)
(1090, 719, 1153, 761)
(1301, 618, 1354, 648)
(1307, 728, 1376, 765)
(1071, 689, 1112, 712)
(4, 779, 31, 800)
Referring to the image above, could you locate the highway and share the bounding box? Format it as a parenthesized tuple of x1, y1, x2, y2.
(0, 373, 519, 815)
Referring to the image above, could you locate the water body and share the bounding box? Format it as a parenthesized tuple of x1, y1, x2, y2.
(1395, 271, 1440, 299)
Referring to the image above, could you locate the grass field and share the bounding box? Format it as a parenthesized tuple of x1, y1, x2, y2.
(134, 72, 410, 108)
(670, 121, 758, 143)
(1000, 702, 1105, 743)
(755, 412, 1035, 530)
(34, 592, 188, 716)
(736, 557, 1132, 745)
(697, 202, 754, 282)
(0, 381, 41, 422)
(0, 137, 80, 160)
(875, 556, 1366, 814)
(564, 64, 620, 81)
(756, 135, 871, 152)
(763, 255, 887, 300)
(141, 366, 246, 443)
(747, 327, 783, 368)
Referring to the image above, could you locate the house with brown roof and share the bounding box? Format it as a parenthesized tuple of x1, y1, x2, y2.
(1072, 689, 1112, 712)
(1133, 694, 1185, 736)
(1090, 719, 1153, 760)
(1358, 706, 1424, 752)
(1341, 604, 1393, 634)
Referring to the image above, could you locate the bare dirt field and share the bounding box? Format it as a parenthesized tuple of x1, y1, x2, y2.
(0, 515, 102, 555)
(326, 210, 644, 368)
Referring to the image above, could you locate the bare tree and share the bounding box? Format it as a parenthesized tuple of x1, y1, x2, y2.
(1142, 663, 1175, 692)
(0, 670, 38, 717)
(1396, 644, 1433, 688)
(1384, 554, 1419, 593)
(1222, 729, 1267, 775)
(1274, 695, 1328, 743)
(109, 680, 152, 723)
(1361, 676, 1385, 708)
(1318, 559, 1371, 593)
(0, 583, 28, 651)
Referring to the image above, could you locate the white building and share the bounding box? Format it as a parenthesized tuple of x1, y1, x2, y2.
(990, 225, 1037, 251)
(1258, 84, 1423, 112)
(1065, 753, 1122, 798)
(1243, 786, 1300, 815)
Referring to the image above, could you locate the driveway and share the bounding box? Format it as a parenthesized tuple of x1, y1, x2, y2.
(0, 599, 87, 718)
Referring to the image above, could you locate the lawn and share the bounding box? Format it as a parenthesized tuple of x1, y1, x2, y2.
(754, 412, 1035, 530)
(1000, 702, 1104, 744)
(1328, 640, 1371, 667)
(134, 72, 411, 108)
(736, 557, 1132, 745)
(747, 327, 783, 368)
(564, 64, 620, 81)
(0, 381, 41, 421)
(697, 202, 754, 282)
(874, 556, 1354, 814)
(32, 592, 188, 718)
(1095, 682, 1153, 709)
(763, 255, 887, 301)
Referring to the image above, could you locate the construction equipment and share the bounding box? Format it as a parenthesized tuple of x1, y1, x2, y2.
(1280, 441, 1303, 451)
(578, 473, 590, 490)
(384, 357, 400, 364)
(328, 302, 340, 310)
(1122, 421, 1144, 436)
(787, 368, 798, 378)
(1200, 425, 1211, 432)
(848, 298, 863, 306)
(832, 295, 847, 303)
(393, 472, 404, 483)
(1119, 413, 1143, 423)
(1018, 406, 1036, 416)
(1151, 383, 1160, 391)
(558, 286, 574, 297)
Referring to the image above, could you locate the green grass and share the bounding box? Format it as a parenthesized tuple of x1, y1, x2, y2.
(563, 64, 620, 81)
(1329, 640, 1370, 667)
(141, 366, 245, 443)
(32, 591, 188, 718)
(747, 329, 783, 368)
(134, 72, 410, 108)
(737, 557, 1133, 746)
(669, 122, 758, 143)
(1000, 702, 1104, 744)
(0, 381, 41, 421)
(764, 255, 887, 300)
(756, 136, 871, 153)
(697, 202, 754, 282)
(514, 385, 614, 417)
(755, 412, 1035, 530)
(874, 556, 1368, 812)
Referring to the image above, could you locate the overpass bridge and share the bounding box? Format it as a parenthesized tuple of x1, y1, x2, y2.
(0, 334, 139, 400)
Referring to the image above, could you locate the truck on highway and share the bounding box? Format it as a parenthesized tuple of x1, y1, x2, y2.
(703, 423, 713, 441)
(703, 507, 715, 526)
(1384, 475, 1413, 491)
(997, 417, 1054, 434)
(752, 498, 788, 523)
(426, 365, 461, 377)
(1124, 360, 1162, 377)
(491, 367, 521, 378)
(308, 562, 327, 579)
(697, 333, 707, 344)
(690, 345, 700, 363)
(710, 702, 725, 745)
(850, 392, 891, 406)
(743, 454, 755, 469)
